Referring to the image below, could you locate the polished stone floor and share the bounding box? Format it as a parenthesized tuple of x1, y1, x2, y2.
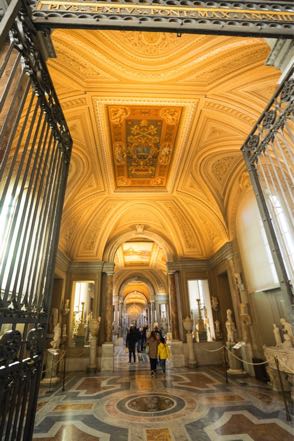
(34, 350, 293, 441)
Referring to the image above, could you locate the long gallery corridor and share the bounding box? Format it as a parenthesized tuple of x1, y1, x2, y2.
(1, 1, 294, 440)
(34, 359, 293, 441)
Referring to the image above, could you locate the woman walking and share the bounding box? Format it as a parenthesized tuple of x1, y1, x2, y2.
(158, 337, 170, 374)
(147, 331, 159, 376)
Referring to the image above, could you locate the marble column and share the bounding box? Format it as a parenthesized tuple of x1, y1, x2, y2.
(105, 270, 114, 343)
(150, 300, 155, 327)
(118, 298, 123, 336)
(168, 271, 180, 340)
(155, 300, 160, 326)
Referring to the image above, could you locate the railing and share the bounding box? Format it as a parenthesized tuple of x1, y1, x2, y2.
(0, 1, 72, 439)
(242, 66, 294, 305)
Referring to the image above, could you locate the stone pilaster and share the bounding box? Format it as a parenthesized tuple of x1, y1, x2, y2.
(103, 263, 115, 343)
(168, 271, 180, 340)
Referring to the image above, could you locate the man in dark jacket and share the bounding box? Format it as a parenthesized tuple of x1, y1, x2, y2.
(126, 326, 138, 363)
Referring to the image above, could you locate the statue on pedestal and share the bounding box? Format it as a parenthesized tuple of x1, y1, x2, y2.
(88, 317, 101, 372)
(280, 318, 294, 344)
(211, 296, 219, 312)
(240, 302, 251, 343)
(273, 323, 282, 346)
(225, 309, 236, 344)
(50, 322, 61, 350)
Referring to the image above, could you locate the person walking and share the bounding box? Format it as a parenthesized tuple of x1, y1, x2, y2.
(147, 331, 159, 376)
(126, 326, 137, 363)
(158, 337, 170, 374)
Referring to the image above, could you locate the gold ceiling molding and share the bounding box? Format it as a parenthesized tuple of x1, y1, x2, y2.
(203, 100, 256, 126)
(47, 30, 280, 263)
(94, 97, 197, 194)
(108, 105, 182, 188)
(50, 31, 269, 84)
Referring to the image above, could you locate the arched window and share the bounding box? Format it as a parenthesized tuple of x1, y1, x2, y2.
(236, 191, 279, 293)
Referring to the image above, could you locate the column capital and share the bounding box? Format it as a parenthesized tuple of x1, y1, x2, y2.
(103, 262, 115, 275)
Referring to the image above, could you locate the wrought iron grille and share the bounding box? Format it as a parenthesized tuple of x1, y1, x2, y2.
(31, 0, 294, 38)
(242, 66, 294, 305)
(0, 1, 72, 439)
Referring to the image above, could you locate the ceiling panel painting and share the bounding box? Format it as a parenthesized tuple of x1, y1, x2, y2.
(108, 105, 182, 188)
(122, 241, 154, 266)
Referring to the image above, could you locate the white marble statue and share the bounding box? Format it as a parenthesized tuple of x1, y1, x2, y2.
(50, 322, 61, 349)
(240, 302, 251, 343)
(273, 323, 282, 346)
(282, 333, 293, 349)
(280, 318, 294, 341)
(215, 320, 221, 337)
(89, 317, 101, 338)
(225, 309, 236, 344)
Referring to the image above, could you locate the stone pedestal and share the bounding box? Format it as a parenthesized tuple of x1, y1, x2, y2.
(101, 343, 114, 372)
(263, 345, 294, 394)
(226, 344, 246, 376)
(168, 271, 180, 340)
(169, 341, 185, 368)
(105, 270, 114, 343)
(186, 333, 197, 368)
(41, 349, 60, 385)
(88, 335, 98, 373)
(115, 336, 123, 346)
(241, 343, 255, 376)
(266, 366, 291, 392)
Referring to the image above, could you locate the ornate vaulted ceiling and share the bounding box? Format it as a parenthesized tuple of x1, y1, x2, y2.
(49, 30, 280, 263)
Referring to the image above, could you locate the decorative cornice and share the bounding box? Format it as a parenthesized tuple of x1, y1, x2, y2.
(69, 261, 104, 273)
(55, 249, 71, 272)
(103, 262, 115, 275)
(167, 260, 209, 273)
(208, 241, 234, 268)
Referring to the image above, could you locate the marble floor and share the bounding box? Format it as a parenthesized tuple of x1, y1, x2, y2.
(34, 351, 293, 441)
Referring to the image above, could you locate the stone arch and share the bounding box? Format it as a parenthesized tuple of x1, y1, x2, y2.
(103, 229, 176, 262)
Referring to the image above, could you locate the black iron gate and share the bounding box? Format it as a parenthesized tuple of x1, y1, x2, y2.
(0, 2, 72, 440)
(0, 0, 293, 440)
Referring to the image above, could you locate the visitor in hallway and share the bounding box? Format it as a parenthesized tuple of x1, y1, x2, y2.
(154, 325, 163, 339)
(158, 337, 170, 374)
(147, 331, 159, 375)
(126, 326, 137, 363)
(142, 325, 148, 350)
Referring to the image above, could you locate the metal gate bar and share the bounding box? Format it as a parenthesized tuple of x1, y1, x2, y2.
(0, 1, 72, 440)
(242, 66, 294, 307)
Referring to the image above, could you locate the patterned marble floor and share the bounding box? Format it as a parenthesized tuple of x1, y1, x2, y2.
(34, 354, 293, 441)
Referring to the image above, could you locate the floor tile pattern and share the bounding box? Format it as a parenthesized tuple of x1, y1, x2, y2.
(34, 354, 293, 441)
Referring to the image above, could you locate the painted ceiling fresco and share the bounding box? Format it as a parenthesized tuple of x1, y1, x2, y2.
(122, 241, 154, 266)
(108, 105, 182, 187)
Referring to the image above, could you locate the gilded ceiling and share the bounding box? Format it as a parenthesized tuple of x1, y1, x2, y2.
(49, 30, 280, 264)
(108, 105, 182, 188)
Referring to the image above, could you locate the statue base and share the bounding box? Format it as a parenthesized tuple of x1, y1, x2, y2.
(101, 343, 114, 372)
(226, 343, 246, 376)
(241, 343, 255, 376)
(169, 341, 185, 368)
(41, 349, 60, 385)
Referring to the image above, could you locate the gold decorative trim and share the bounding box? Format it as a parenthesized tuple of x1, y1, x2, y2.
(36, 1, 294, 23)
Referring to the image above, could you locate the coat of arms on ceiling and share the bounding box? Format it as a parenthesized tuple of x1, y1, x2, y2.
(108, 105, 182, 188)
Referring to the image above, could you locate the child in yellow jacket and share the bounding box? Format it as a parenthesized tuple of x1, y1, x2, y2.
(158, 337, 170, 374)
